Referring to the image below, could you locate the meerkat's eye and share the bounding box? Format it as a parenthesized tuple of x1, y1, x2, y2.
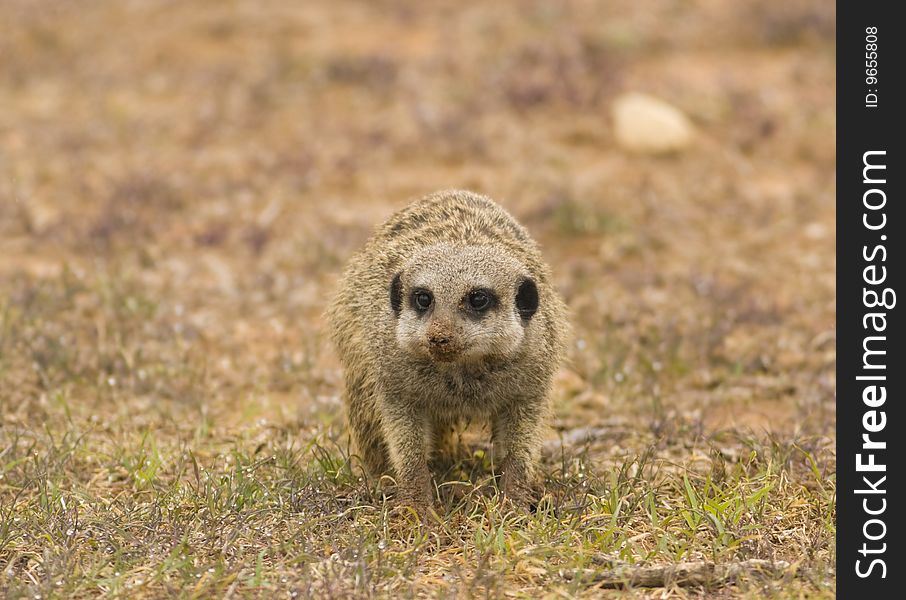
(467, 290, 490, 311)
(464, 288, 496, 314)
(412, 290, 433, 312)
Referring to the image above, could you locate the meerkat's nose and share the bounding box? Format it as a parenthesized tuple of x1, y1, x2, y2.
(427, 318, 455, 349)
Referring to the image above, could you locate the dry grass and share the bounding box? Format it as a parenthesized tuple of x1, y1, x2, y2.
(1, 0, 835, 597)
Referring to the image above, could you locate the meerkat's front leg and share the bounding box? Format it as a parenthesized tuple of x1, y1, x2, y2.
(493, 402, 546, 509)
(381, 404, 433, 513)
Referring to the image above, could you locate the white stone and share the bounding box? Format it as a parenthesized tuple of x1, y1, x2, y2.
(612, 92, 694, 154)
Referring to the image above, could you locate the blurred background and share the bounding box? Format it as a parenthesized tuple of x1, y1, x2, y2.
(1, 0, 835, 436)
(0, 0, 836, 595)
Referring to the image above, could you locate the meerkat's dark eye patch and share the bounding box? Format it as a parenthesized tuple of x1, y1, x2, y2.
(390, 272, 403, 317)
(411, 288, 434, 313)
(515, 278, 539, 321)
(464, 288, 497, 313)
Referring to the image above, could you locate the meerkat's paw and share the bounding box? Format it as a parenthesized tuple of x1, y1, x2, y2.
(386, 477, 436, 523)
(498, 487, 535, 514)
(386, 496, 439, 527)
(498, 471, 539, 514)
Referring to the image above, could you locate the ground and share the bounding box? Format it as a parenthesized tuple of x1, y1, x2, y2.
(0, 0, 835, 597)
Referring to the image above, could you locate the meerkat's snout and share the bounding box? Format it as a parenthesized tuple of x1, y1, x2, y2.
(426, 317, 461, 362)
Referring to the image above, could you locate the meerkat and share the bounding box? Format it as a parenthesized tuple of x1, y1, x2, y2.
(328, 190, 568, 512)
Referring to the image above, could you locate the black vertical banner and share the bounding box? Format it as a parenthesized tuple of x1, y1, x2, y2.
(837, 2, 904, 596)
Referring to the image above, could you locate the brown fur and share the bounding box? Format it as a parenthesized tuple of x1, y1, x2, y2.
(328, 190, 568, 511)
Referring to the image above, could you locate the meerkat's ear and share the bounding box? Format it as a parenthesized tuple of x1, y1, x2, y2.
(516, 278, 539, 321)
(390, 272, 403, 316)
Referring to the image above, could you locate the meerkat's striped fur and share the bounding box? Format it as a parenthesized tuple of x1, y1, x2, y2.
(328, 190, 568, 511)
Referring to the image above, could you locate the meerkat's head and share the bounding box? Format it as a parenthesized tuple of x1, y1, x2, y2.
(389, 243, 539, 364)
